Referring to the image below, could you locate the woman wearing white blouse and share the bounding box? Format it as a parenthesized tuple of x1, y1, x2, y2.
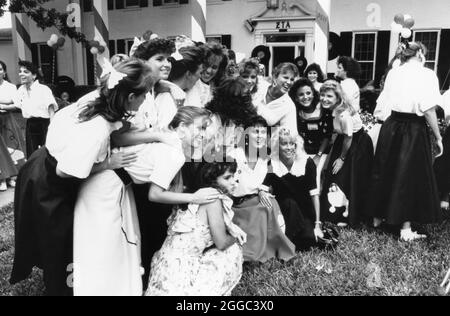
(11, 60, 151, 296)
(336, 56, 361, 113)
(256, 63, 299, 136)
(366, 42, 443, 242)
(231, 115, 296, 263)
(15, 60, 58, 158)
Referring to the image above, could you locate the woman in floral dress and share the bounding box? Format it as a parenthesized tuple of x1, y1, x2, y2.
(146, 162, 246, 296)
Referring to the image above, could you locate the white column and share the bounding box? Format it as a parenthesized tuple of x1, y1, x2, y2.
(68, 0, 86, 85)
(313, 0, 331, 73)
(191, 0, 206, 43)
(93, 0, 110, 78)
(11, 13, 32, 62)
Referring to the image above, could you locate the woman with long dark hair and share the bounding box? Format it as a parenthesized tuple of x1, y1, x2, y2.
(11, 59, 151, 296)
(366, 42, 443, 241)
(336, 56, 362, 112)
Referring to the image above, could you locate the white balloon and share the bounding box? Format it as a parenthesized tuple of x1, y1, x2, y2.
(391, 22, 403, 34)
(401, 28, 412, 39)
(47, 40, 54, 48)
(404, 14, 412, 21)
(50, 34, 59, 43)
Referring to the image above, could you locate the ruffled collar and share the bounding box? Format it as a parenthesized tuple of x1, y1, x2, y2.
(271, 156, 308, 178)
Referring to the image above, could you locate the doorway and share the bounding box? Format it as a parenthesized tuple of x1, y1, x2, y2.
(265, 34, 306, 75)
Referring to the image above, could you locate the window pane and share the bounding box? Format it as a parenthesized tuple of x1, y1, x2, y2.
(358, 62, 374, 87)
(425, 62, 436, 71)
(414, 31, 438, 61)
(126, 0, 139, 7)
(354, 33, 375, 62)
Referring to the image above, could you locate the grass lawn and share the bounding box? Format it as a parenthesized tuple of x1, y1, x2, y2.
(1, 202, 449, 296)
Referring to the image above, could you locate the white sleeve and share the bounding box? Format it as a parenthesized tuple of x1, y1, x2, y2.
(43, 86, 58, 112)
(284, 102, 298, 136)
(155, 93, 178, 129)
(55, 124, 109, 179)
(126, 143, 185, 189)
(419, 70, 443, 113)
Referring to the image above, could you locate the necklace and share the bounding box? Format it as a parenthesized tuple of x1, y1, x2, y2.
(267, 87, 280, 101)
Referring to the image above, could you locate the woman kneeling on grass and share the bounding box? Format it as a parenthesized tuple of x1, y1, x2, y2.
(146, 161, 246, 296)
(231, 115, 296, 263)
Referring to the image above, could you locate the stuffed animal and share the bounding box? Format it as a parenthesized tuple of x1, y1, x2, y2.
(328, 183, 349, 218)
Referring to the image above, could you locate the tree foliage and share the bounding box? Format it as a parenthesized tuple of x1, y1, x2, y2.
(0, 0, 87, 44)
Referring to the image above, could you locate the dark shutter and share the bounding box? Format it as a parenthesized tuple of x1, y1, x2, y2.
(85, 46, 95, 86)
(109, 40, 116, 56)
(117, 40, 126, 54)
(116, 0, 125, 9)
(374, 30, 391, 88)
(31, 43, 39, 65)
(140, 0, 149, 7)
(340, 31, 353, 57)
(438, 29, 450, 91)
(108, 0, 115, 10)
(179, 0, 189, 4)
(221, 35, 232, 49)
(153, 0, 162, 6)
(83, 0, 93, 12)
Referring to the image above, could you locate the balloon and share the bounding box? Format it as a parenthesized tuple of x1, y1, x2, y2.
(47, 40, 54, 48)
(57, 37, 66, 47)
(50, 34, 59, 44)
(391, 21, 403, 34)
(394, 13, 405, 25)
(90, 47, 99, 55)
(401, 28, 412, 39)
(404, 17, 415, 29)
(98, 46, 106, 54)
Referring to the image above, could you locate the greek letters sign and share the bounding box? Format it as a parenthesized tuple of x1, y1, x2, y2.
(276, 21, 291, 31)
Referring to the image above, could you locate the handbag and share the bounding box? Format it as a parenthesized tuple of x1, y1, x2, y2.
(316, 222, 340, 250)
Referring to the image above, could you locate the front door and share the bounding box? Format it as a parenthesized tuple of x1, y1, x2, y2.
(266, 34, 306, 75)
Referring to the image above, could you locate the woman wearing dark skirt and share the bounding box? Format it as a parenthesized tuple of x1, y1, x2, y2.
(265, 129, 324, 250)
(366, 42, 443, 241)
(320, 80, 374, 227)
(10, 59, 151, 296)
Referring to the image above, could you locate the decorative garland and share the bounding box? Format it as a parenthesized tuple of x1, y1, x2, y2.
(1, 0, 88, 45)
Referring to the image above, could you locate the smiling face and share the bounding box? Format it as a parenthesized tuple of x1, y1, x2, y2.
(273, 70, 296, 95)
(320, 89, 339, 110)
(296, 85, 315, 108)
(248, 125, 268, 150)
(215, 169, 238, 195)
(19, 66, 36, 86)
(182, 116, 209, 149)
(308, 70, 319, 83)
(240, 68, 259, 92)
(202, 55, 222, 84)
(279, 135, 297, 161)
(146, 53, 172, 83)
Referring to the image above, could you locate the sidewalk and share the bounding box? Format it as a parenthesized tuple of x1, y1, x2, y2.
(0, 188, 14, 208)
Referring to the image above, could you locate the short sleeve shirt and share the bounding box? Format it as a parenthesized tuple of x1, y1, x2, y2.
(16, 81, 58, 119)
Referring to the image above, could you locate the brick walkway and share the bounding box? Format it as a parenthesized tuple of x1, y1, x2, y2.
(0, 188, 14, 208)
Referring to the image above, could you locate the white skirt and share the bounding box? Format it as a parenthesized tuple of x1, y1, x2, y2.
(73, 170, 142, 296)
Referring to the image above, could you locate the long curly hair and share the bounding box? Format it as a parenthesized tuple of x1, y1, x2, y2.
(206, 77, 258, 127)
(78, 59, 152, 123)
(204, 42, 229, 87)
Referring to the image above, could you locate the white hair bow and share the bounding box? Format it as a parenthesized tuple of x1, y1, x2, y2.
(129, 37, 144, 57)
(171, 51, 184, 61)
(101, 58, 127, 89)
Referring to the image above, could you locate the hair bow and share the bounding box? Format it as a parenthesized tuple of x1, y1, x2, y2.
(129, 37, 145, 57)
(171, 51, 184, 61)
(101, 58, 127, 89)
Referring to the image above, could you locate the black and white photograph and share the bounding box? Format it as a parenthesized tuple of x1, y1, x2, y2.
(0, 0, 450, 299)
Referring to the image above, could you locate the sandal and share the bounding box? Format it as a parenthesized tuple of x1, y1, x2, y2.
(400, 228, 427, 242)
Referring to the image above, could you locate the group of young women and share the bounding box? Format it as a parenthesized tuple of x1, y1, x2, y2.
(7, 35, 447, 296)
